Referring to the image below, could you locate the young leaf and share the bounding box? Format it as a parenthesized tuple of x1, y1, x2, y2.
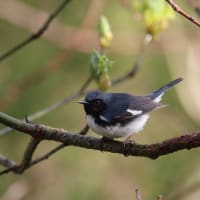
(90, 50, 113, 91)
(98, 15, 113, 48)
(131, 0, 175, 38)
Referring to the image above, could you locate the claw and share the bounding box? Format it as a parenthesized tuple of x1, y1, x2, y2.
(123, 142, 129, 157)
(123, 136, 135, 157)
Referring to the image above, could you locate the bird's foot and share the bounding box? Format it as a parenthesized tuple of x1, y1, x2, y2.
(123, 137, 135, 157)
(100, 136, 113, 152)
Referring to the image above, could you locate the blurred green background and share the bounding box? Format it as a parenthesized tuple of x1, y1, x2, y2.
(0, 0, 200, 199)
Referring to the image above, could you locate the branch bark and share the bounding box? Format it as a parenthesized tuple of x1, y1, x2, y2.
(0, 112, 199, 164)
(0, 154, 16, 169)
(166, 0, 200, 28)
(16, 137, 40, 173)
(0, 34, 148, 136)
(0, 124, 89, 176)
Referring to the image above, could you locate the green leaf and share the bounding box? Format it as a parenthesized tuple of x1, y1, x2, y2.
(98, 15, 113, 48)
(131, 0, 175, 37)
(90, 50, 113, 91)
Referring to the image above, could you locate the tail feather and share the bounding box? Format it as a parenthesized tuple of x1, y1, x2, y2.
(148, 77, 183, 102)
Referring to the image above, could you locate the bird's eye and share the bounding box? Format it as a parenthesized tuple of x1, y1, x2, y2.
(93, 99, 101, 106)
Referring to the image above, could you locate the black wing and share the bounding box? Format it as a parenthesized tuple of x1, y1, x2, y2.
(101, 94, 163, 125)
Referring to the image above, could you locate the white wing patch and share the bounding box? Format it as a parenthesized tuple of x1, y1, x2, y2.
(127, 109, 142, 116)
(153, 92, 164, 103)
(100, 115, 110, 122)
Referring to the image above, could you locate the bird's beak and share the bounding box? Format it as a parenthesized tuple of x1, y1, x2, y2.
(77, 100, 88, 105)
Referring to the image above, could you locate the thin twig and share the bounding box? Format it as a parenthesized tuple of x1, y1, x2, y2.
(79, 75, 92, 93)
(16, 137, 40, 173)
(0, 93, 79, 136)
(0, 124, 89, 175)
(0, 35, 148, 137)
(26, 143, 65, 169)
(165, 0, 200, 28)
(0, 166, 16, 176)
(0, 0, 72, 62)
(0, 18, 150, 176)
(135, 189, 143, 200)
(112, 34, 152, 86)
(0, 32, 149, 137)
(0, 154, 16, 168)
(0, 76, 92, 136)
(0, 137, 40, 175)
(26, 124, 89, 170)
(0, 143, 62, 176)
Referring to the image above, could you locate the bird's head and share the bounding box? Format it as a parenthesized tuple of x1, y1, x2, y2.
(78, 91, 109, 116)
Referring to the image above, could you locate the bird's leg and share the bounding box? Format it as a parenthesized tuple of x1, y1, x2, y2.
(100, 136, 113, 152)
(123, 136, 135, 157)
(25, 115, 34, 124)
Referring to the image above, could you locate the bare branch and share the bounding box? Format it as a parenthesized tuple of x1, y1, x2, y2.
(16, 138, 40, 173)
(112, 34, 151, 86)
(0, 166, 16, 176)
(0, 34, 148, 137)
(0, 138, 40, 175)
(29, 144, 65, 167)
(135, 189, 143, 200)
(0, 154, 16, 169)
(157, 194, 163, 200)
(0, 18, 150, 176)
(165, 0, 200, 28)
(0, 142, 63, 176)
(0, 0, 72, 62)
(0, 124, 89, 175)
(0, 112, 200, 164)
(0, 32, 150, 137)
(25, 124, 89, 170)
(0, 76, 92, 136)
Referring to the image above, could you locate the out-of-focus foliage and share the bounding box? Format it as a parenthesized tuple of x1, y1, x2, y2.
(90, 50, 113, 91)
(0, 0, 200, 200)
(131, 0, 175, 37)
(98, 15, 113, 48)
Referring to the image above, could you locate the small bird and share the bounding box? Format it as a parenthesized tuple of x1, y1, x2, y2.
(79, 78, 183, 142)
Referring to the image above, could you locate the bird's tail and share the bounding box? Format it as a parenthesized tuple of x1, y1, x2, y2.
(147, 77, 183, 102)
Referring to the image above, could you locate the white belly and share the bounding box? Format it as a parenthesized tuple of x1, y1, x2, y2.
(86, 114, 149, 138)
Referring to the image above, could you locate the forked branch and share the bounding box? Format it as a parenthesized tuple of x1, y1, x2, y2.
(0, 112, 199, 175)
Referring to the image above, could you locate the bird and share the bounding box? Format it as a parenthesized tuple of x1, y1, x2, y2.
(78, 77, 183, 143)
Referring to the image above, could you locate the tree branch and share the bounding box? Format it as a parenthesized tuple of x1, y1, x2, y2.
(26, 124, 89, 170)
(0, 124, 89, 176)
(0, 154, 16, 169)
(0, 29, 150, 137)
(0, 75, 92, 136)
(0, 27, 151, 177)
(112, 34, 151, 86)
(166, 0, 200, 28)
(16, 137, 40, 173)
(135, 189, 143, 200)
(25, 125, 89, 170)
(0, 34, 148, 136)
(0, 0, 72, 62)
(0, 112, 199, 167)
